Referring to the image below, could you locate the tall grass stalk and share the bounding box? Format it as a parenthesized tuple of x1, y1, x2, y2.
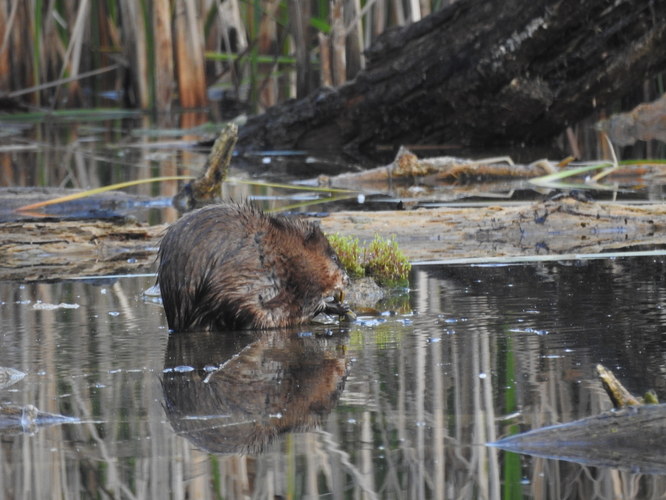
(2, 0, 661, 144)
(174, 0, 207, 109)
(0, 1, 12, 91)
(153, 0, 174, 112)
(120, 0, 150, 108)
(55, 0, 90, 106)
(0, 0, 427, 112)
(32, 0, 44, 106)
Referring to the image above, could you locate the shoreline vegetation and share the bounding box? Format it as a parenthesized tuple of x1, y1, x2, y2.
(0, 0, 440, 113)
(0, 1, 662, 151)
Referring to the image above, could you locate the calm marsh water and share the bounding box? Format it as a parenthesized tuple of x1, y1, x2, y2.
(2, 257, 666, 499)
(3, 117, 666, 499)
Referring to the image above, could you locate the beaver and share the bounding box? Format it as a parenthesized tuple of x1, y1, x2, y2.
(157, 203, 350, 331)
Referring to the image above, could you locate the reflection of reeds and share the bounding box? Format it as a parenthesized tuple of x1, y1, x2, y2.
(4, 264, 666, 497)
(0, 0, 427, 111)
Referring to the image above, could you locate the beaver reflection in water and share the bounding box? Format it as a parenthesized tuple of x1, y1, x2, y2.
(157, 203, 350, 331)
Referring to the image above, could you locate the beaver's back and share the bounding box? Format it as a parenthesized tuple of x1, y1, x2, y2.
(157, 203, 347, 331)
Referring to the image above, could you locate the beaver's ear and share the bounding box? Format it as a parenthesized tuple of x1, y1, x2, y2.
(304, 223, 323, 245)
(268, 216, 286, 231)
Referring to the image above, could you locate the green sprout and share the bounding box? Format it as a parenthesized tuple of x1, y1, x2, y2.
(328, 234, 411, 287)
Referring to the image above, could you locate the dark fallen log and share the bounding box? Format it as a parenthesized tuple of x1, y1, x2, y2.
(489, 404, 666, 474)
(237, 0, 666, 159)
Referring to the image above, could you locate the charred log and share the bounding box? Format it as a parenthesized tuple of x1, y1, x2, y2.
(237, 0, 666, 159)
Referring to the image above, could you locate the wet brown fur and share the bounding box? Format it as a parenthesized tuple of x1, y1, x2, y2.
(157, 203, 347, 331)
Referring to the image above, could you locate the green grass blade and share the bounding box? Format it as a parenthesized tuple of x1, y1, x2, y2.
(15, 176, 195, 212)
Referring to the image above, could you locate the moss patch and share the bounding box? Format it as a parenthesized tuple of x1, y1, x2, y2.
(328, 233, 411, 287)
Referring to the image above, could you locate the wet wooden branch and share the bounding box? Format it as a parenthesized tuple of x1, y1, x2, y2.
(0, 219, 162, 281)
(172, 123, 237, 212)
(317, 146, 557, 192)
(320, 198, 666, 263)
(3, 197, 666, 280)
(596, 364, 643, 408)
(596, 363, 658, 408)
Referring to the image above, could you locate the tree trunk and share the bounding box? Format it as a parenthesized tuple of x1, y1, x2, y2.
(237, 0, 666, 159)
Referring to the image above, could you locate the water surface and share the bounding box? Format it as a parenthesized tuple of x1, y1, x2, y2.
(2, 257, 666, 499)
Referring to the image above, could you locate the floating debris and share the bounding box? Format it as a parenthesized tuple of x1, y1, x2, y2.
(32, 302, 80, 310)
(0, 404, 79, 435)
(596, 93, 666, 146)
(0, 367, 26, 390)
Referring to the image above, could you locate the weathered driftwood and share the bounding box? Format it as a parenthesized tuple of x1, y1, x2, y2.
(316, 146, 557, 195)
(3, 198, 666, 281)
(490, 404, 666, 474)
(321, 198, 666, 264)
(596, 364, 643, 408)
(0, 219, 162, 281)
(596, 93, 666, 147)
(172, 123, 237, 212)
(237, 0, 666, 158)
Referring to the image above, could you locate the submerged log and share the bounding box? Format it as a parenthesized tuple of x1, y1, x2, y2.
(237, 0, 666, 158)
(3, 197, 666, 280)
(490, 404, 666, 474)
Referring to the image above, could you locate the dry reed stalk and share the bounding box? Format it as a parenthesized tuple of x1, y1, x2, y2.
(42, 1, 59, 74)
(288, 0, 311, 98)
(318, 32, 333, 87)
(120, 0, 150, 108)
(344, 0, 364, 77)
(419, 0, 431, 18)
(407, 0, 422, 21)
(174, 0, 207, 109)
(331, 0, 346, 86)
(389, 0, 405, 30)
(153, 0, 174, 111)
(566, 126, 582, 160)
(55, 0, 90, 106)
(217, 0, 249, 52)
(0, 0, 9, 91)
(374, 0, 388, 37)
(257, 0, 280, 108)
(11, 2, 36, 104)
(209, 0, 248, 106)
